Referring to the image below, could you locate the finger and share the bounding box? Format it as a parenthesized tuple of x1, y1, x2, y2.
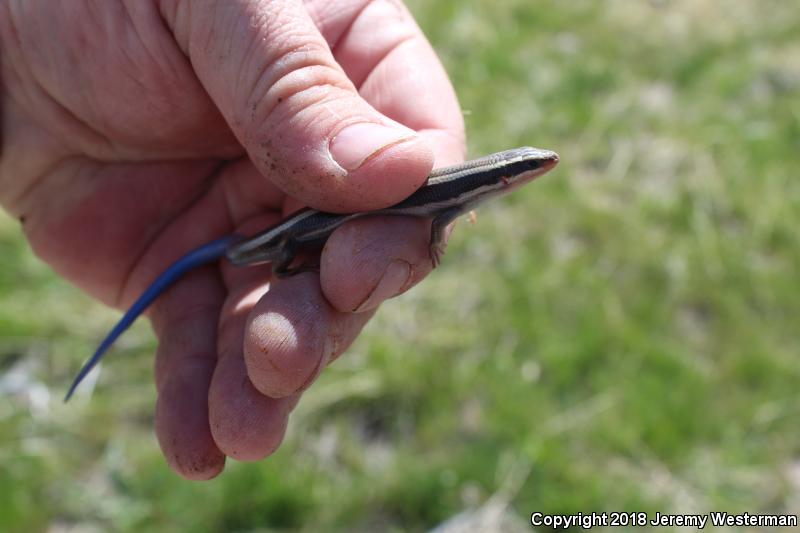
(305, 0, 465, 161)
(207, 270, 300, 461)
(150, 265, 226, 480)
(162, 0, 435, 212)
(320, 216, 435, 312)
(242, 272, 374, 399)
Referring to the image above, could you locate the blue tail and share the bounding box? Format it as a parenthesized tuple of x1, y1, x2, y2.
(64, 236, 237, 402)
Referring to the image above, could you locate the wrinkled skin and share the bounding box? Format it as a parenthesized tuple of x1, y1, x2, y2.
(0, 0, 464, 479)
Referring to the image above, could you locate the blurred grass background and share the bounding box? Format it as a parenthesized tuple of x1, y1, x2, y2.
(2, 0, 800, 531)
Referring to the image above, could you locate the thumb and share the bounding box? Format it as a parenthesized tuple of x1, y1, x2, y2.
(164, 0, 435, 212)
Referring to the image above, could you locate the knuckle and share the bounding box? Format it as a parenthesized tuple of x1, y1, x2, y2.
(237, 38, 353, 136)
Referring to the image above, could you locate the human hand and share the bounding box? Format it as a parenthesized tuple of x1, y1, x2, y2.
(0, 0, 464, 479)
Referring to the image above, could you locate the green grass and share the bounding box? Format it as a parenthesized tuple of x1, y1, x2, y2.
(2, 0, 800, 531)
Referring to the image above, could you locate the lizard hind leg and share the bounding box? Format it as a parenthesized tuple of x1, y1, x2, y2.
(270, 242, 321, 278)
(429, 207, 463, 268)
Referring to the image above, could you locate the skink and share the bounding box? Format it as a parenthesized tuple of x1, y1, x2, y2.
(65, 146, 559, 400)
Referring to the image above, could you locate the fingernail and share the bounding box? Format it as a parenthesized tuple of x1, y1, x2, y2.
(330, 123, 416, 171)
(354, 259, 412, 312)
